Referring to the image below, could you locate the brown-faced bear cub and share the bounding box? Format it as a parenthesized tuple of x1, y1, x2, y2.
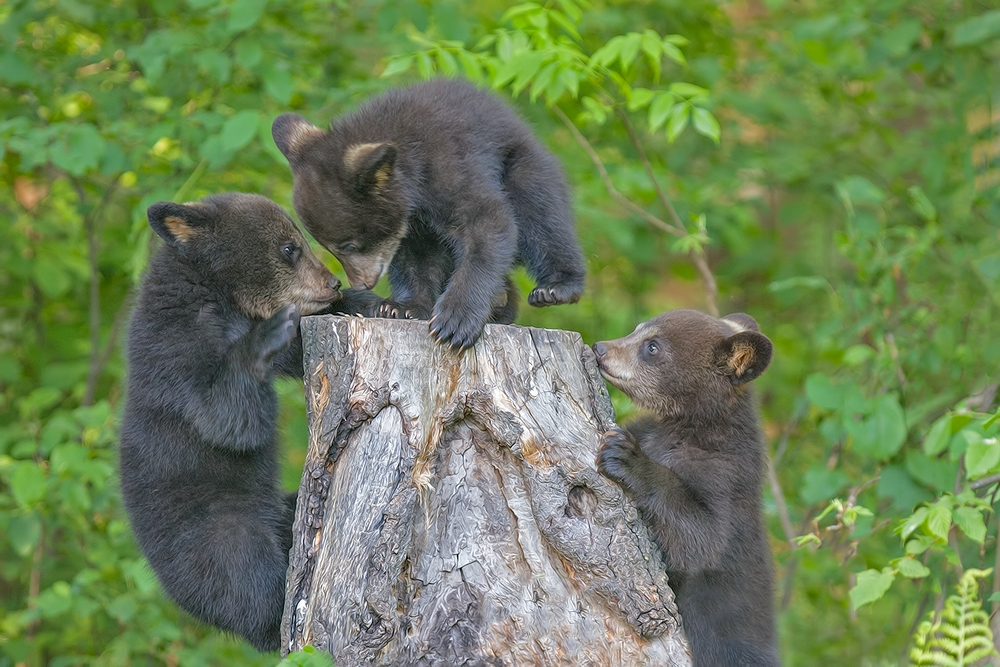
(271, 78, 586, 350)
(119, 193, 380, 651)
(594, 309, 779, 667)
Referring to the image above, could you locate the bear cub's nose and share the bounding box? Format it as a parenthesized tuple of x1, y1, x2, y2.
(593, 342, 607, 359)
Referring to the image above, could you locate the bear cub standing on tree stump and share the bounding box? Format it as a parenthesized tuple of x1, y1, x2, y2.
(594, 309, 779, 667)
(119, 193, 380, 652)
(271, 78, 587, 350)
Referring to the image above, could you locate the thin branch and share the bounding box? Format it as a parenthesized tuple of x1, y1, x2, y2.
(615, 109, 719, 316)
(971, 473, 1000, 491)
(552, 105, 684, 236)
(553, 105, 719, 315)
(768, 456, 796, 545)
(615, 109, 686, 231)
(73, 179, 118, 407)
(82, 289, 134, 406)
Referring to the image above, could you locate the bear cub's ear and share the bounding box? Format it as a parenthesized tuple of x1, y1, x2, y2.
(343, 142, 397, 196)
(715, 329, 773, 386)
(722, 312, 760, 332)
(272, 113, 325, 161)
(148, 202, 208, 247)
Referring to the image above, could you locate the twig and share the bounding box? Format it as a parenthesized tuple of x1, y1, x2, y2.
(76, 181, 119, 407)
(83, 289, 134, 406)
(616, 109, 719, 316)
(553, 105, 723, 315)
(26, 521, 45, 642)
(774, 401, 809, 468)
(767, 456, 796, 545)
(552, 105, 684, 237)
(971, 473, 1000, 491)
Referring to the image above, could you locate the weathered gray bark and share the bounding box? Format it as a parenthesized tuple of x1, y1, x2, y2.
(282, 315, 690, 666)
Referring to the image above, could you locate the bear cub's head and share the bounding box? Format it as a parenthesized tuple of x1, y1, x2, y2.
(594, 310, 773, 417)
(272, 113, 408, 292)
(147, 192, 343, 319)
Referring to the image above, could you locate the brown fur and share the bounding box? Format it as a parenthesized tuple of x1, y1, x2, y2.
(594, 309, 779, 666)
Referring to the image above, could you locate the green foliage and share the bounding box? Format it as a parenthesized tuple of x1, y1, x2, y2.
(1, 0, 999, 664)
(909, 569, 998, 667)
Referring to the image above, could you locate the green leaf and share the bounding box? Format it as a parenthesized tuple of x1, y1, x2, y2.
(228, 0, 268, 32)
(33, 256, 71, 298)
(953, 506, 986, 543)
(800, 466, 850, 505)
(850, 568, 895, 609)
(965, 435, 1000, 478)
(895, 557, 930, 578)
(263, 63, 293, 104)
(805, 373, 845, 410)
(665, 103, 689, 143)
(925, 504, 951, 541)
(923, 416, 952, 456)
(619, 32, 641, 69)
(691, 107, 720, 143)
(836, 175, 885, 205)
(529, 61, 558, 101)
(906, 451, 959, 492)
(877, 465, 931, 513)
(647, 93, 675, 132)
(908, 185, 936, 221)
(899, 507, 929, 541)
(852, 394, 907, 460)
(669, 82, 707, 98)
(381, 56, 414, 79)
(628, 88, 654, 111)
(8, 513, 41, 557)
(51, 124, 106, 176)
(976, 255, 1000, 284)
(953, 10, 1000, 47)
(882, 19, 922, 57)
(590, 36, 622, 68)
(11, 462, 46, 508)
(641, 34, 662, 80)
(221, 110, 259, 151)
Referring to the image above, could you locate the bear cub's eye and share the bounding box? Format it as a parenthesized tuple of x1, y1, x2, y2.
(340, 242, 359, 254)
(281, 242, 301, 264)
(645, 340, 659, 356)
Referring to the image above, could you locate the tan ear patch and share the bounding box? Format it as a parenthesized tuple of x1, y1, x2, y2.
(729, 342, 755, 377)
(286, 122, 325, 154)
(163, 215, 198, 243)
(343, 142, 386, 171)
(373, 163, 391, 190)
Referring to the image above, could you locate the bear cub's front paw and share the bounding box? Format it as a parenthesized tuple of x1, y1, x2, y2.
(528, 281, 583, 308)
(257, 304, 300, 363)
(429, 297, 488, 351)
(597, 428, 643, 485)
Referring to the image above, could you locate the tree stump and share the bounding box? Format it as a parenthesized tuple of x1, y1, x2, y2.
(281, 316, 690, 666)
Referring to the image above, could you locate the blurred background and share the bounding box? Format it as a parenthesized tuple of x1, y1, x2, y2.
(1, 0, 998, 664)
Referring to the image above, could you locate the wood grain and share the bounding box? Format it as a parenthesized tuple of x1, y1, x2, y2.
(281, 316, 690, 666)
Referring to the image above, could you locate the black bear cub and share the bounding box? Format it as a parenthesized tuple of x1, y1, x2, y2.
(119, 193, 376, 651)
(271, 78, 587, 350)
(594, 309, 779, 667)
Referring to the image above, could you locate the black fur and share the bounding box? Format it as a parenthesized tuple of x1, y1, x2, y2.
(593, 310, 779, 666)
(119, 193, 377, 651)
(272, 78, 587, 349)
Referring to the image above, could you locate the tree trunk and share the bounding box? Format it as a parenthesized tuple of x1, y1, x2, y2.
(281, 315, 690, 666)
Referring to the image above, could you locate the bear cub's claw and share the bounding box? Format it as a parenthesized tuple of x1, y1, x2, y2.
(375, 300, 418, 320)
(258, 304, 300, 362)
(596, 427, 642, 485)
(429, 300, 485, 351)
(528, 282, 583, 308)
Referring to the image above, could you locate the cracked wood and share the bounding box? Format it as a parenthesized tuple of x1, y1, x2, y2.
(281, 316, 691, 666)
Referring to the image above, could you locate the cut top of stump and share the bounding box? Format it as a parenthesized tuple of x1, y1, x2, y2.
(282, 316, 690, 667)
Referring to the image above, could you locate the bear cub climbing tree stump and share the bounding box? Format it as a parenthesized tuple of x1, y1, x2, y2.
(282, 316, 691, 666)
